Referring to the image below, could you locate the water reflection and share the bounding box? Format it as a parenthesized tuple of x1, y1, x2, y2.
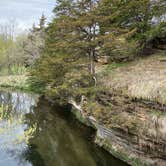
(0, 90, 127, 166)
(0, 90, 38, 166)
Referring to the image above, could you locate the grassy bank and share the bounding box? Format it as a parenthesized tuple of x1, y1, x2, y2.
(70, 50, 166, 166)
(99, 51, 166, 105)
(0, 74, 30, 91)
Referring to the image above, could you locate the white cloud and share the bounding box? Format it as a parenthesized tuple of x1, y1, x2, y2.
(0, 0, 55, 33)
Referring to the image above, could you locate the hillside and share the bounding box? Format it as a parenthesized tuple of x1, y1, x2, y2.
(99, 51, 166, 104)
(75, 50, 166, 165)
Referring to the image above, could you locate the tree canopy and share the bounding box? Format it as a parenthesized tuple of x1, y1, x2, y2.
(29, 0, 166, 98)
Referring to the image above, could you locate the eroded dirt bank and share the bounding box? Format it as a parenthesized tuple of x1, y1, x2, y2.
(71, 90, 166, 166)
(71, 51, 166, 166)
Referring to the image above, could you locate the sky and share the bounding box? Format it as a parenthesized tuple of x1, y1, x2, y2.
(0, 0, 55, 33)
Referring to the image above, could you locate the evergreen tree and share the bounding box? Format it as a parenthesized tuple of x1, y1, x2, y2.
(39, 14, 46, 30)
(30, 0, 166, 97)
(44, 0, 98, 86)
(47, 0, 116, 77)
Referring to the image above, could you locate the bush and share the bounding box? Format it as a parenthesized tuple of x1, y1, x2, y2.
(145, 22, 166, 47)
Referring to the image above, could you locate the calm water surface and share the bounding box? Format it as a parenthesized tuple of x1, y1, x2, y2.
(0, 90, 127, 166)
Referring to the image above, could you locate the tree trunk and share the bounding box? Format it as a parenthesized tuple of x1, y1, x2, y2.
(90, 50, 97, 86)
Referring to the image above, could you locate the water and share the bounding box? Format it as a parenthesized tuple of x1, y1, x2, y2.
(0, 90, 127, 166)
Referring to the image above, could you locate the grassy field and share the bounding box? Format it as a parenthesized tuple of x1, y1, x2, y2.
(99, 51, 166, 104)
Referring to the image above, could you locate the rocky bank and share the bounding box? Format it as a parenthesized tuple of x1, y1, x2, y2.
(70, 90, 166, 166)
(70, 51, 166, 166)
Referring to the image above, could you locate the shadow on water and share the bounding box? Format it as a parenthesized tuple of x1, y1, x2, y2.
(0, 90, 128, 166)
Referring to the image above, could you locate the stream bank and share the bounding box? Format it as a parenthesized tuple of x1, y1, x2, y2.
(0, 89, 127, 166)
(1, 51, 165, 165)
(69, 90, 166, 166)
(68, 51, 166, 166)
(0, 75, 30, 91)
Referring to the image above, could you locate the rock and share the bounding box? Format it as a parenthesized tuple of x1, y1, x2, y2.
(97, 56, 110, 65)
(70, 92, 166, 166)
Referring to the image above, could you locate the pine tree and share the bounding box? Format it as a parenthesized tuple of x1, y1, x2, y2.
(45, 0, 97, 84)
(47, 0, 113, 78)
(31, 0, 127, 89)
(30, 0, 166, 96)
(39, 14, 46, 30)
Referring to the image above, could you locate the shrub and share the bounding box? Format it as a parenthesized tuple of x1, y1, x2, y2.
(145, 22, 166, 47)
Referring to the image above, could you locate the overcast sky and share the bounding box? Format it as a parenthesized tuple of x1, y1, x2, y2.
(0, 0, 55, 33)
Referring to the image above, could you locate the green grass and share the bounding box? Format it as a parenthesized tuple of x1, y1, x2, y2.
(0, 75, 31, 91)
(0, 65, 27, 76)
(0, 65, 32, 91)
(105, 62, 129, 71)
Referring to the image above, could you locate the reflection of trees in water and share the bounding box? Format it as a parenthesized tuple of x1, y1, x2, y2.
(0, 91, 13, 120)
(0, 91, 37, 134)
(22, 101, 61, 166)
(23, 100, 125, 166)
(21, 144, 46, 166)
(22, 100, 94, 166)
(0, 90, 39, 166)
(0, 91, 126, 166)
(0, 90, 37, 120)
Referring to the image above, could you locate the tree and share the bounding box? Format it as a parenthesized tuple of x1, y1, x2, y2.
(98, 0, 166, 53)
(29, 0, 131, 90)
(30, 0, 166, 97)
(22, 15, 46, 66)
(39, 13, 46, 30)
(0, 20, 16, 74)
(46, 0, 117, 84)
